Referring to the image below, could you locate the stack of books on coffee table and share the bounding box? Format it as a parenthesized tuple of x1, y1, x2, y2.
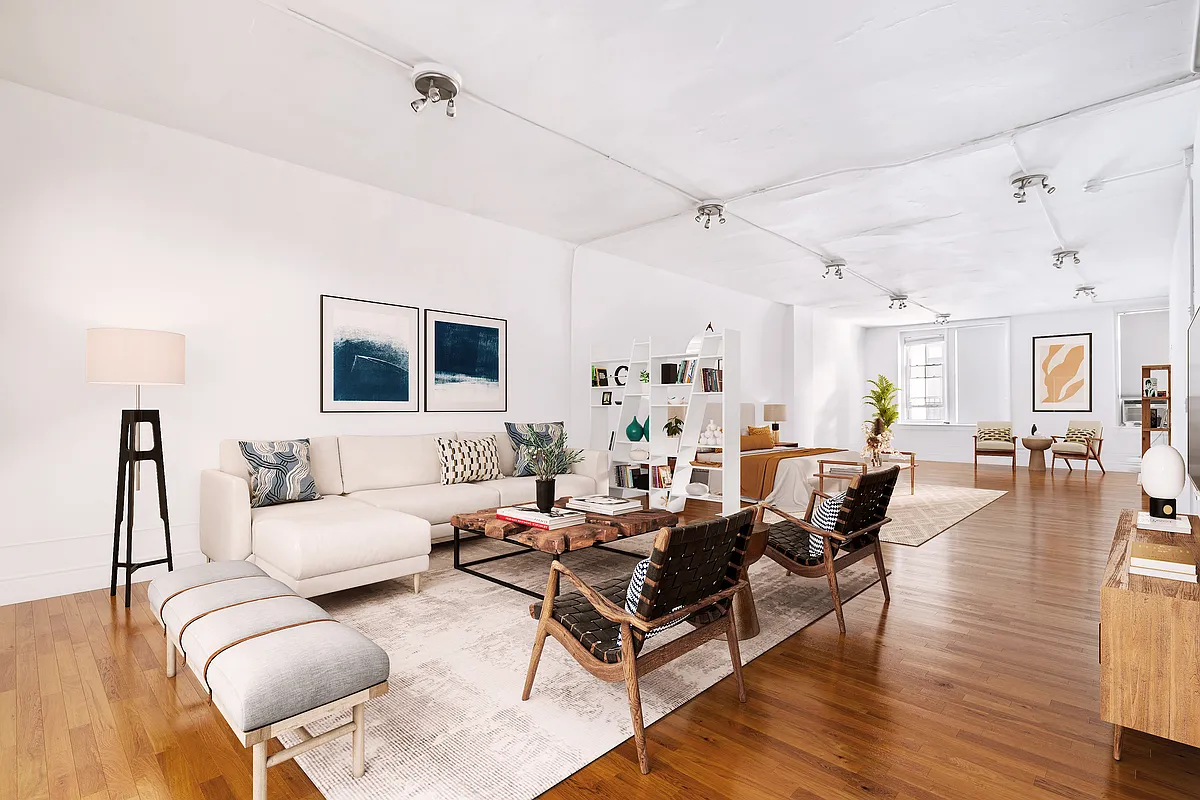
(565, 495, 641, 516)
(496, 505, 586, 531)
(1130, 540, 1198, 583)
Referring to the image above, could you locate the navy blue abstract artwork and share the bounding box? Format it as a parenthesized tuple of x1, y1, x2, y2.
(425, 310, 507, 411)
(322, 296, 419, 412)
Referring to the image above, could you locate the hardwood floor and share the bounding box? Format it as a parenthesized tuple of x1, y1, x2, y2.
(4, 462, 1200, 799)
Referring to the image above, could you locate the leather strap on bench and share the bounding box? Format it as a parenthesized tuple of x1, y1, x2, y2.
(175, 594, 296, 657)
(157, 573, 263, 622)
(202, 618, 338, 687)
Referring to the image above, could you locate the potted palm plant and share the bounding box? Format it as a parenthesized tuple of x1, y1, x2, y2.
(861, 374, 899, 467)
(528, 438, 585, 513)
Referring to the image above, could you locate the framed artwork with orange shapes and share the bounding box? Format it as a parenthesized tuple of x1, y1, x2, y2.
(1032, 333, 1092, 412)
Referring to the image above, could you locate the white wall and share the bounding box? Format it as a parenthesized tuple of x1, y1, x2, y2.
(0, 80, 577, 604)
(569, 248, 792, 447)
(863, 302, 1167, 470)
(810, 311, 866, 450)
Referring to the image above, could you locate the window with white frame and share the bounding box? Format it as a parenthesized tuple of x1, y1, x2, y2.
(901, 333, 947, 422)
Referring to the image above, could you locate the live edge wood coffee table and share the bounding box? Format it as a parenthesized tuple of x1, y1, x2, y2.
(449, 503, 679, 599)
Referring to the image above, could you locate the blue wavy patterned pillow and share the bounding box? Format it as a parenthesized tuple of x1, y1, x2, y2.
(504, 422, 566, 477)
(238, 439, 321, 509)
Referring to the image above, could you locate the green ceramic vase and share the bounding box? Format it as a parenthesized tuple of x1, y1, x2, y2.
(642, 417, 650, 441)
(625, 417, 644, 442)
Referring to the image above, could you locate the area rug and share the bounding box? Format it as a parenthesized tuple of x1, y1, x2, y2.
(283, 534, 884, 800)
(880, 483, 1006, 546)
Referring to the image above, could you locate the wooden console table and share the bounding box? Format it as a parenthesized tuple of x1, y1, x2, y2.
(1100, 510, 1200, 759)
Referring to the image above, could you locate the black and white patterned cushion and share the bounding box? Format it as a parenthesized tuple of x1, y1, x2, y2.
(812, 491, 846, 532)
(1064, 427, 1093, 444)
(238, 439, 321, 509)
(977, 426, 1012, 442)
(436, 436, 503, 485)
(617, 558, 688, 645)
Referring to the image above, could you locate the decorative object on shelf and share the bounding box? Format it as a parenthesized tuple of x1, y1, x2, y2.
(87, 327, 185, 607)
(1142, 444, 1186, 519)
(1033, 332, 1092, 412)
(321, 295, 419, 412)
(642, 416, 650, 441)
(524, 436, 584, 513)
(592, 367, 609, 387)
(861, 419, 894, 468)
(613, 365, 628, 386)
(686, 482, 709, 496)
(601, 391, 613, 406)
(425, 309, 507, 412)
(698, 420, 722, 447)
(1031, 424, 1038, 436)
(661, 362, 679, 384)
(625, 417, 645, 443)
(1144, 377, 1157, 397)
(608, 432, 615, 451)
(655, 464, 674, 489)
(639, 369, 650, 383)
(664, 415, 684, 438)
(630, 446, 650, 461)
(763, 403, 787, 444)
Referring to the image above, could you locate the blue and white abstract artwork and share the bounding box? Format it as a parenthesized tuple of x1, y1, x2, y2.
(321, 295, 419, 412)
(425, 309, 507, 412)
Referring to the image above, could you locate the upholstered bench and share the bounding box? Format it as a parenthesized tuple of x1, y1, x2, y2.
(148, 561, 389, 800)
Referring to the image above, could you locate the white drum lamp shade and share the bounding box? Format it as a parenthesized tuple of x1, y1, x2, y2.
(763, 404, 787, 423)
(86, 328, 185, 385)
(1141, 444, 1186, 500)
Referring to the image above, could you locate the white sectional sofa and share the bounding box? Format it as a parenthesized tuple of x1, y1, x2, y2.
(199, 432, 608, 597)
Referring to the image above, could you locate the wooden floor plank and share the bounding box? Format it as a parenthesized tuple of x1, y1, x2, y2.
(2, 463, 1200, 798)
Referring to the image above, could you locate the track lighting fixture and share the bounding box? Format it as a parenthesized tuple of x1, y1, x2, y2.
(1074, 285, 1097, 300)
(888, 295, 909, 310)
(822, 259, 845, 280)
(934, 314, 950, 326)
(410, 62, 462, 118)
(694, 203, 726, 230)
(1011, 173, 1055, 203)
(1052, 249, 1081, 269)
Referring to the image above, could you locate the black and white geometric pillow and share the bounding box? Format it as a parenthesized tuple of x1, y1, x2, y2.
(618, 557, 688, 645)
(238, 439, 321, 509)
(1064, 427, 1093, 444)
(436, 436, 503, 486)
(806, 491, 847, 560)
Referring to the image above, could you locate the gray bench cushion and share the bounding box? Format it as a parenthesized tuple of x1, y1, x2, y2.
(161, 576, 294, 642)
(148, 560, 266, 624)
(207, 621, 390, 732)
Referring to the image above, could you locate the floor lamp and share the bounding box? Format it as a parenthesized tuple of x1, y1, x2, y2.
(86, 328, 186, 607)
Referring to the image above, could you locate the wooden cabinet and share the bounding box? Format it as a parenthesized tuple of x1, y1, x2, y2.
(1100, 510, 1200, 759)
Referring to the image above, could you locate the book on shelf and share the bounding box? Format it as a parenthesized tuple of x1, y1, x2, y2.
(699, 367, 723, 392)
(1130, 565, 1198, 583)
(496, 505, 586, 530)
(1136, 512, 1191, 534)
(1130, 540, 1197, 575)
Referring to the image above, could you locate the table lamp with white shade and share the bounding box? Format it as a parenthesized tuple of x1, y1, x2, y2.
(1141, 444, 1186, 520)
(86, 328, 185, 606)
(763, 403, 787, 444)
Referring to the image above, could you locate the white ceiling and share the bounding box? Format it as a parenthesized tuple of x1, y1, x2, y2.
(0, 0, 1196, 324)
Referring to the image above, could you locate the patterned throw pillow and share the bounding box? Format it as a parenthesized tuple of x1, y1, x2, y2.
(804, 491, 847, 561)
(747, 424, 772, 437)
(504, 422, 566, 477)
(977, 426, 1012, 443)
(1064, 427, 1093, 445)
(436, 436, 502, 485)
(239, 439, 321, 509)
(618, 558, 688, 645)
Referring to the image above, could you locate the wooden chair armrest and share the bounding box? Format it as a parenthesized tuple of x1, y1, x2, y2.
(550, 561, 643, 629)
(1049, 435, 1065, 441)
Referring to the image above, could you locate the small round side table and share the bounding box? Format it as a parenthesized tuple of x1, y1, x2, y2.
(1022, 437, 1053, 471)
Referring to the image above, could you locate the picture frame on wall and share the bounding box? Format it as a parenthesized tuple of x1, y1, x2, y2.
(321, 294, 419, 412)
(1032, 332, 1092, 413)
(424, 309, 508, 412)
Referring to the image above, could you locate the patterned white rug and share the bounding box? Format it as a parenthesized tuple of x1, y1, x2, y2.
(284, 534, 884, 799)
(880, 483, 1006, 546)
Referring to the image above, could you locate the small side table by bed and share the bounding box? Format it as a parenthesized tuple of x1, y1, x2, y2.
(815, 451, 917, 495)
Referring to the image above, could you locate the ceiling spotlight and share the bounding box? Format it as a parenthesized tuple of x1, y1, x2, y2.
(888, 295, 909, 310)
(1052, 249, 1081, 269)
(1074, 285, 1097, 300)
(410, 62, 462, 118)
(934, 314, 951, 325)
(1083, 179, 1104, 194)
(823, 259, 845, 280)
(695, 202, 726, 230)
(1011, 173, 1055, 203)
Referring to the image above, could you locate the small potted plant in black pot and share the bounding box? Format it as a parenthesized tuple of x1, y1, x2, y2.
(528, 437, 585, 513)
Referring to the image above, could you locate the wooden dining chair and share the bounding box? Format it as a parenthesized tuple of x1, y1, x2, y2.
(521, 508, 756, 774)
(756, 466, 899, 634)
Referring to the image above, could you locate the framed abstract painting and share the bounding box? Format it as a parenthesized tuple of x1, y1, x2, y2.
(321, 295, 419, 412)
(1032, 332, 1092, 412)
(424, 309, 508, 412)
